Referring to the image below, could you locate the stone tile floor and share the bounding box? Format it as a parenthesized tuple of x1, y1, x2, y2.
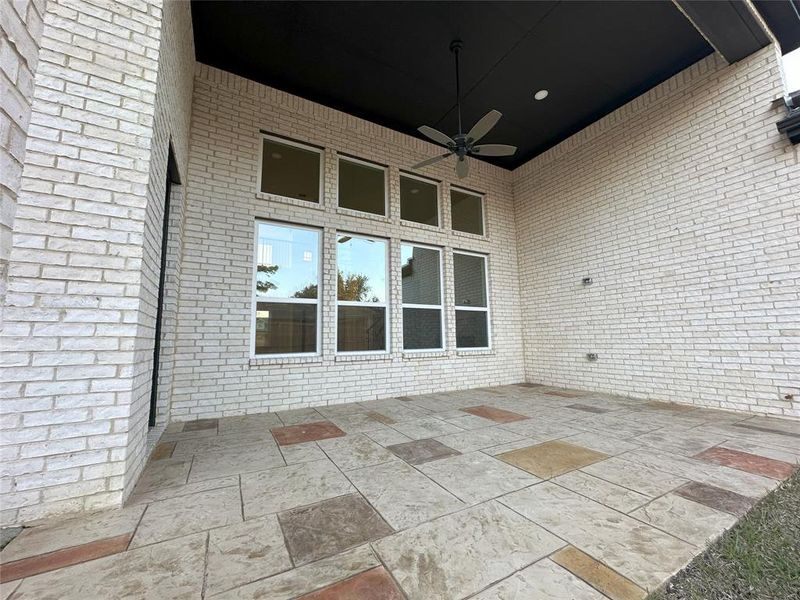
(2, 384, 799, 599)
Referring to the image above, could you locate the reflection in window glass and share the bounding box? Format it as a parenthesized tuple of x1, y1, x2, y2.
(453, 251, 489, 349)
(400, 174, 438, 226)
(253, 222, 320, 355)
(338, 158, 386, 215)
(260, 137, 321, 203)
(337, 234, 387, 352)
(451, 189, 484, 235)
(401, 243, 443, 351)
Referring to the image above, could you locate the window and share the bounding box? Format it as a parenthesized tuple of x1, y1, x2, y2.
(338, 157, 386, 215)
(401, 244, 443, 350)
(337, 234, 388, 352)
(451, 188, 484, 235)
(453, 251, 490, 349)
(253, 221, 320, 355)
(259, 135, 322, 203)
(400, 173, 439, 226)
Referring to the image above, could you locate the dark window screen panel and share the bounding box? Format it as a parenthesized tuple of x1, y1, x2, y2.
(337, 305, 386, 352)
(255, 302, 317, 354)
(450, 190, 483, 235)
(401, 245, 441, 305)
(338, 159, 386, 215)
(453, 253, 487, 307)
(455, 310, 488, 348)
(260, 139, 320, 203)
(403, 308, 442, 350)
(400, 175, 438, 226)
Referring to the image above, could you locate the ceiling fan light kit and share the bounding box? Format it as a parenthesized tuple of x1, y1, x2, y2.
(412, 39, 518, 179)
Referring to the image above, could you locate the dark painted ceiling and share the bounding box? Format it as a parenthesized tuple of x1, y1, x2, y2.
(191, 1, 717, 169)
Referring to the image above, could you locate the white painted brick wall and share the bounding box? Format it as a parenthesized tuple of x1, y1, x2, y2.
(513, 47, 800, 418)
(170, 65, 525, 419)
(0, 0, 194, 526)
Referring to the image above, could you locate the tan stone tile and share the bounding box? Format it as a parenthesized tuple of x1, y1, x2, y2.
(317, 434, 398, 471)
(472, 558, 605, 599)
(205, 516, 292, 596)
(131, 486, 242, 548)
(552, 546, 646, 600)
(582, 456, 688, 497)
(279, 494, 393, 565)
(150, 441, 175, 461)
(9, 532, 206, 600)
(279, 441, 328, 464)
(127, 475, 239, 506)
(183, 418, 218, 432)
(188, 442, 285, 482)
(435, 426, 524, 452)
(276, 408, 326, 426)
(373, 501, 564, 600)
(389, 416, 465, 440)
(132, 457, 191, 494)
(213, 545, 379, 600)
(498, 441, 608, 479)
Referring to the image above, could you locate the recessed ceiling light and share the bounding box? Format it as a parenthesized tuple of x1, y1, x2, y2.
(534, 89, 549, 101)
(271, 152, 282, 159)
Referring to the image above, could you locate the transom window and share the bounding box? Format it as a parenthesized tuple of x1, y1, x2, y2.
(336, 233, 388, 352)
(450, 188, 484, 235)
(259, 135, 322, 203)
(400, 173, 439, 226)
(453, 251, 490, 349)
(401, 243, 443, 351)
(253, 221, 321, 355)
(338, 156, 387, 216)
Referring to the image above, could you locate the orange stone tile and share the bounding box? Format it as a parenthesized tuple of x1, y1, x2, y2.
(498, 441, 608, 479)
(461, 405, 528, 423)
(694, 446, 797, 480)
(296, 567, 404, 600)
(271, 420, 346, 446)
(552, 545, 646, 600)
(151, 441, 176, 461)
(0, 533, 132, 583)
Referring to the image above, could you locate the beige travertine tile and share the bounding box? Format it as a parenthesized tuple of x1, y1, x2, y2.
(553, 471, 650, 513)
(9, 532, 207, 600)
(127, 475, 239, 506)
(131, 486, 242, 547)
(389, 417, 465, 440)
(205, 515, 292, 596)
(188, 442, 285, 482)
(435, 426, 524, 452)
(472, 558, 605, 599)
(630, 494, 736, 547)
(317, 434, 398, 471)
(582, 456, 688, 497)
(279, 441, 328, 464)
(373, 501, 564, 600)
(132, 458, 191, 494)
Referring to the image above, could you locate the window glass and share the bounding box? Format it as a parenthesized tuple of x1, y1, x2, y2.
(401, 245, 441, 306)
(338, 158, 386, 215)
(337, 234, 388, 352)
(253, 222, 320, 355)
(451, 189, 484, 235)
(454, 251, 489, 349)
(256, 222, 319, 299)
(400, 174, 438, 226)
(260, 137, 320, 203)
(453, 253, 487, 307)
(403, 308, 442, 350)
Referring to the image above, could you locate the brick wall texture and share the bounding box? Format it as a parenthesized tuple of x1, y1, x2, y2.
(0, 2, 797, 527)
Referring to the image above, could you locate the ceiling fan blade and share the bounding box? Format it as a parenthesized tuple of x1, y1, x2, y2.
(418, 125, 456, 148)
(466, 109, 502, 143)
(470, 144, 517, 157)
(456, 156, 469, 179)
(411, 152, 452, 170)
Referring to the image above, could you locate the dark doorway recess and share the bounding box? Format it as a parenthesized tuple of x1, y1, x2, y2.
(149, 148, 181, 428)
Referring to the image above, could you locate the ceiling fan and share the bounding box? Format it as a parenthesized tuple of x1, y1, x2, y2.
(412, 39, 517, 179)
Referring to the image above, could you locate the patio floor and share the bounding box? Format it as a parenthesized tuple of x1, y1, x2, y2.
(2, 384, 799, 599)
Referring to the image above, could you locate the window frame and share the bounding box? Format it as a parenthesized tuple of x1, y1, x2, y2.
(335, 231, 390, 355)
(336, 155, 389, 217)
(400, 241, 445, 352)
(251, 219, 323, 358)
(453, 249, 492, 350)
(399, 171, 441, 228)
(256, 133, 324, 204)
(450, 186, 486, 236)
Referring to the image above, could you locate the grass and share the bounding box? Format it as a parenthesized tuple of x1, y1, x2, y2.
(648, 469, 800, 600)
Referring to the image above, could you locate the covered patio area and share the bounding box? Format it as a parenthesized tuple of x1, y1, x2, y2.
(2, 384, 798, 599)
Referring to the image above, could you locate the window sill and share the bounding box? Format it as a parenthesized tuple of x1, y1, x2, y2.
(452, 229, 489, 243)
(335, 353, 392, 363)
(255, 191, 325, 211)
(456, 348, 495, 357)
(249, 355, 323, 367)
(336, 207, 391, 223)
(402, 350, 448, 359)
